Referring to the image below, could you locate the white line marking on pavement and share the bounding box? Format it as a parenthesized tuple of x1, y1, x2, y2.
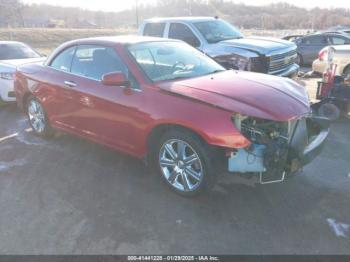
(0, 133, 18, 143)
(0, 128, 32, 143)
(327, 218, 350, 239)
(0, 159, 27, 172)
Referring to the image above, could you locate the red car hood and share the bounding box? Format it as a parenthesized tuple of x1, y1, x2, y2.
(157, 70, 310, 121)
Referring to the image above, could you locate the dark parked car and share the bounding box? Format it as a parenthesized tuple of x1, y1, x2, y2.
(15, 36, 329, 196)
(282, 34, 304, 42)
(140, 17, 299, 77)
(294, 32, 350, 65)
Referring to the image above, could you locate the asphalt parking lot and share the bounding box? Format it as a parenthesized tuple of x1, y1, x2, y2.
(0, 77, 349, 254)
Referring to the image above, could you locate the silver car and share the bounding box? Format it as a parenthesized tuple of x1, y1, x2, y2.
(294, 32, 350, 65)
(312, 45, 350, 78)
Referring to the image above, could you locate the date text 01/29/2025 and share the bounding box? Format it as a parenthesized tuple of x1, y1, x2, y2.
(127, 255, 220, 261)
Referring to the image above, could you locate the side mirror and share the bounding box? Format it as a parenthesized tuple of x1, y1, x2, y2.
(102, 71, 130, 87)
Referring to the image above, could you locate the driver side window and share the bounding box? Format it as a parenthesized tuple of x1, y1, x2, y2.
(169, 23, 200, 47)
(71, 45, 128, 81)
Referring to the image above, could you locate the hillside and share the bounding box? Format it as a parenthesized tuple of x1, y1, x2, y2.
(0, 0, 350, 30)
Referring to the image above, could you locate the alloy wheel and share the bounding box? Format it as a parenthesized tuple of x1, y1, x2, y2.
(27, 99, 46, 134)
(159, 139, 203, 192)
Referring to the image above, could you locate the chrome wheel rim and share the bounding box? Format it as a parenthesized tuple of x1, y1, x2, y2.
(27, 100, 45, 133)
(159, 139, 203, 192)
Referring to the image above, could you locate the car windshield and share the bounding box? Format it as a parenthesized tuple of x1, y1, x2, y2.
(128, 41, 225, 82)
(194, 20, 244, 43)
(0, 43, 40, 60)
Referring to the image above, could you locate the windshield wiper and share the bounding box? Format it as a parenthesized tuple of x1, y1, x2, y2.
(211, 36, 243, 43)
(204, 69, 225, 76)
(167, 75, 192, 81)
(165, 70, 225, 81)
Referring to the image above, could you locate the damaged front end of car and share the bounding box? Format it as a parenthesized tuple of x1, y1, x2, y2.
(228, 113, 330, 184)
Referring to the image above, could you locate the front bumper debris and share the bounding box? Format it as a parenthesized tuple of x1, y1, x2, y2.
(290, 116, 330, 166)
(228, 116, 330, 184)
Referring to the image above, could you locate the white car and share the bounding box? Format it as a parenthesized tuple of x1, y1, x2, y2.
(0, 41, 46, 103)
(312, 45, 350, 77)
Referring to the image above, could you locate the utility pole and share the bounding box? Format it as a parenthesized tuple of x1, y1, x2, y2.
(135, 0, 139, 28)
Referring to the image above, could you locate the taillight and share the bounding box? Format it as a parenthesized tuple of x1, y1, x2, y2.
(318, 49, 327, 61)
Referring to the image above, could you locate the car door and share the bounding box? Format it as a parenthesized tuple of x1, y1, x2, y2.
(299, 35, 327, 64)
(44, 45, 81, 127)
(61, 44, 145, 152)
(168, 23, 201, 49)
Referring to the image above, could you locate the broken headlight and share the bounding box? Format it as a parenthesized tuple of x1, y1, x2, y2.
(229, 55, 251, 71)
(216, 55, 252, 71)
(233, 114, 291, 175)
(233, 114, 290, 144)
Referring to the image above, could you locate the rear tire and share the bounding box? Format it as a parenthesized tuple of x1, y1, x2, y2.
(343, 66, 350, 79)
(343, 103, 350, 118)
(151, 128, 215, 197)
(26, 97, 53, 137)
(0, 98, 5, 107)
(318, 102, 341, 121)
(296, 53, 303, 66)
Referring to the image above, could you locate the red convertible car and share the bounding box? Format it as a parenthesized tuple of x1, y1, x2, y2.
(14, 36, 329, 196)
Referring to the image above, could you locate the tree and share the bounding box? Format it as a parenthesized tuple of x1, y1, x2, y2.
(0, 0, 24, 27)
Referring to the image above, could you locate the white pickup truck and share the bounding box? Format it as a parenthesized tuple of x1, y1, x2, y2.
(139, 17, 299, 77)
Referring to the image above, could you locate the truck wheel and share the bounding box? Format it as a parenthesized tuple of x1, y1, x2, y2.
(296, 54, 303, 66)
(318, 103, 341, 121)
(343, 66, 350, 79)
(152, 129, 215, 196)
(26, 97, 53, 137)
(0, 98, 5, 107)
(344, 103, 350, 118)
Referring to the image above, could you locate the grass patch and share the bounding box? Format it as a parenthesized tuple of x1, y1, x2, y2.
(0, 28, 136, 55)
(0, 28, 307, 55)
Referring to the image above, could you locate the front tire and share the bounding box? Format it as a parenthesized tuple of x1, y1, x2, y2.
(318, 102, 341, 121)
(26, 97, 52, 137)
(152, 129, 215, 196)
(343, 66, 350, 79)
(296, 53, 303, 66)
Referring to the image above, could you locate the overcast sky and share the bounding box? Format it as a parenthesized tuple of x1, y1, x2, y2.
(22, 0, 350, 12)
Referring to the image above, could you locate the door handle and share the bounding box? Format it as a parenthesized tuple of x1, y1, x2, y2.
(64, 81, 77, 88)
